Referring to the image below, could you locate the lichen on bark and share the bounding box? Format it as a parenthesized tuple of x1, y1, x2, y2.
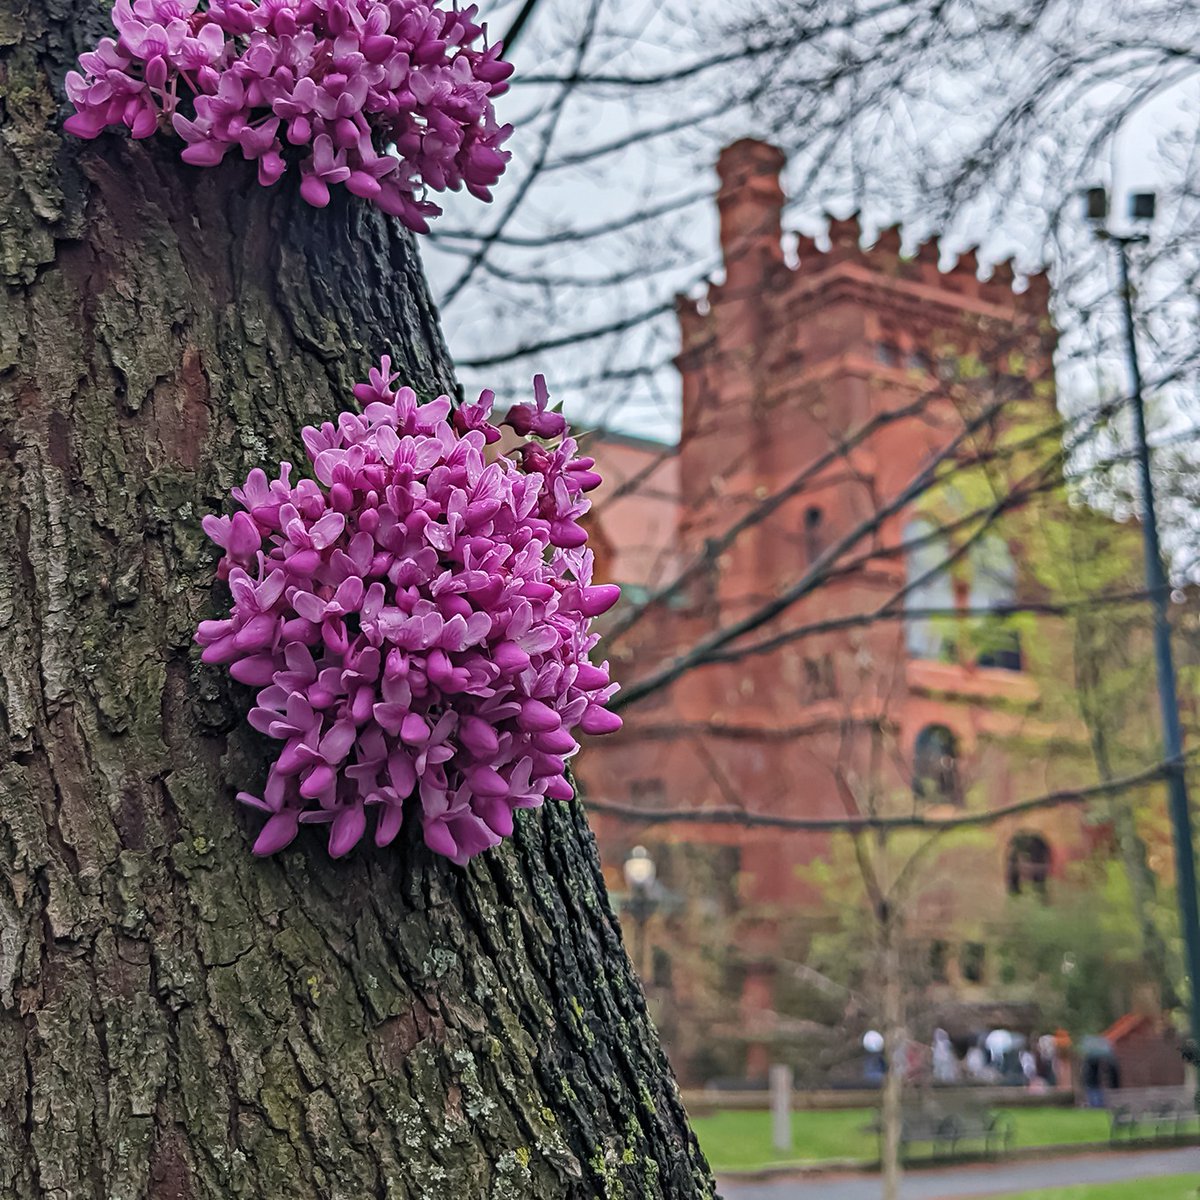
(0, 5, 717, 1197)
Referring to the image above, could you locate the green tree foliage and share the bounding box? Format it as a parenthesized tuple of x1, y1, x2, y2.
(996, 862, 1178, 1037)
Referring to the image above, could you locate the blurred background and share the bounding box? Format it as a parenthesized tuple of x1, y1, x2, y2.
(427, 2, 1200, 1191)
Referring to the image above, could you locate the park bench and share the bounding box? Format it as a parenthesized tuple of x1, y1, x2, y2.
(866, 1103, 1015, 1161)
(945, 1104, 1016, 1156)
(1109, 1087, 1200, 1145)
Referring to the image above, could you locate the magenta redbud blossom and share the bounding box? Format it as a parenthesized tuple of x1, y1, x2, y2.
(504, 374, 568, 439)
(64, 0, 514, 232)
(197, 365, 622, 864)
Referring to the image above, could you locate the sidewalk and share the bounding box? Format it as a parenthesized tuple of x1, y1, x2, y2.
(717, 1146, 1200, 1200)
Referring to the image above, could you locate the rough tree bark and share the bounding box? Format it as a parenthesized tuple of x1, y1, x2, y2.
(0, 6, 717, 1198)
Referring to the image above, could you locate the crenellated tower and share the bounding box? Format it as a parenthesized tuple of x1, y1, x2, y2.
(673, 138, 1056, 643)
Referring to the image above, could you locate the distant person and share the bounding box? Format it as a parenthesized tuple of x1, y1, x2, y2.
(1020, 1048, 1038, 1087)
(964, 1044, 990, 1082)
(1001, 1046, 1026, 1086)
(1037, 1033, 1059, 1087)
(1053, 1028, 1073, 1091)
(863, 1030, 886, 1086)
(1081, 1037, 1120, 1108)
(903, 1038, 926, 1083)
(1081, 1055, 1104, 1108)
(985, 1027, 1013, 1069)
(933, 1028, 958, 1084)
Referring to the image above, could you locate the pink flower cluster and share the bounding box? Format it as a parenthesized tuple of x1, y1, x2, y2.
(64, 0, 513, 230)
(196, 362, 622, 864)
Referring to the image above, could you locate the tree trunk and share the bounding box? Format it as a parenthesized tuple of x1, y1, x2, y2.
(878, 904, 904, 1200)
(0, 8, 716, 1198)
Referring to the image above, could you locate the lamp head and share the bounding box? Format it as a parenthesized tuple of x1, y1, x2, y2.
(624, 845, 656, 889)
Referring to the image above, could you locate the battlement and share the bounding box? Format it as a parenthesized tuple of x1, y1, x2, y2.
(710, 138, 1050, 318)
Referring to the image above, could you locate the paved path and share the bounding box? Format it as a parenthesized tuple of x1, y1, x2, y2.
(717, 1147, 1200, 1200)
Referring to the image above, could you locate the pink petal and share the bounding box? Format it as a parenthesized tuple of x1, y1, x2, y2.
(374, 802, 404, 847)
(318, 719, 357, 764)
(579, 704, 622, 736)
(229, 654, 278, 686)
(517, 699, 561, 733)
(328, 805, 366, 857)
(253, 810, 300, 855)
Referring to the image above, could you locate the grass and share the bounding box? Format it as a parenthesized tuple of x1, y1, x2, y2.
(690, 1105, 1118, 1172)
(1004, 1176, 1200, 1200)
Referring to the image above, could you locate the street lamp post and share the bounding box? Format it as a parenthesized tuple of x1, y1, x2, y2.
(623, 845, 658, 980)
(1086, 186, 1200, 1066)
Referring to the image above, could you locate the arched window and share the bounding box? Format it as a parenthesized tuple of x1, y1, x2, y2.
(904, 519, 956, 661)
(803, 655, 837, 701)
(960, 942, 986, 984)
(970, 537, 1022, 670)
(804, 506, 825, 563)
(1007, 833, 1051, 896)
(929, 940, 949, 983)
(913, 725, 961, 806)
(630, 779, 666, 809)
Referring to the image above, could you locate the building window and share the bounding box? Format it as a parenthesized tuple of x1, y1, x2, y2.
(970, 536, 1022, 670)
(929, 940, 949, 983)
(960, 942, 986, 984)
(1007, 833, 1051, 897)
(904, 519, 956, 661)
(631, 778, 667, 809)
(913, 725, 961, 806)
(803, 655, 837, 702)
(875, 342, 902, 366)
(804, 506, 825, 563)
(904, 523, 1024, 669)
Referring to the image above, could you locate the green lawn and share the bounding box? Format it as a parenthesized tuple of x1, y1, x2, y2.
(1005, 1176, 1200, 1200)
(690, 1105, 1115, 1172)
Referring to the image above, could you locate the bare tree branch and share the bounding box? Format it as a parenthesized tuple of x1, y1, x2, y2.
(581, 753, 1185, 833)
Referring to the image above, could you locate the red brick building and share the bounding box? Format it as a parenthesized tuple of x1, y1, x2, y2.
(574, 140, 1119, 1082)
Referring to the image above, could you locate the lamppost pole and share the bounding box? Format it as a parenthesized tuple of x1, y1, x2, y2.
(632, 909, 649, 981)
(1088, 186, 1200, 1063)
(623, 846, 658, 982)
